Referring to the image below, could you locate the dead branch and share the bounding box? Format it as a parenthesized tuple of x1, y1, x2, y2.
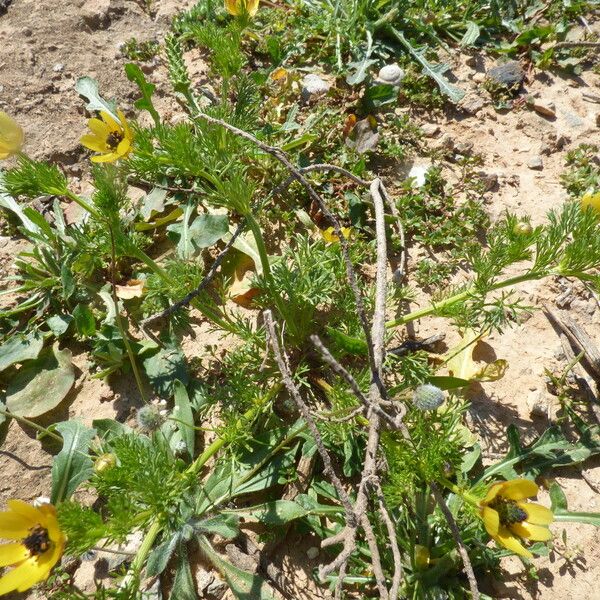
(431, 483, 480, 600)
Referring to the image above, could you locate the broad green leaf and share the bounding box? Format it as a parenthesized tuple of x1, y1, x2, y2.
(140, 187, 168, 221)
(326, 326, 368, 356)
(51, 420, 96, 503)
(75, 76, 119, 122)
(445, 329, 507, 382)
(170, 543, 196, 600)
(554, 510, 600, 526)
(460, 22, 480, 47)
(346, 31, 376, 85)
(125, 63, 160, 126)
(144, 343, 189, 396)
(427, 375, 470, 390)
(135, 207, 183, 231)
(73, 304, 96, 337)
(0, 332, 43, 373)
(173, 380, 194, 457)
(187, 213, 229, 250)
(92, 418, 132, 441)
(194, 514, 240, 539)
(0, 186, 39, 233)
(22, 207, 55, 239)
(6, 343, 75, 418)
(171, 202, 195, 260)
(224, 229, 264, 275)
(549, 482, 568, 511)
(225, 500, 309, 526)
(46, 314, 72, 337)
(198, 536, 279, 600)
(392, 29, 465, 103)
(147, 532, 181, 577)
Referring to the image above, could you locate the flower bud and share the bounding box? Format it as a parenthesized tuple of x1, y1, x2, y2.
(412, 384, 445, 411)
(512, 221, 532, 235)
(94, 453, 117, 473)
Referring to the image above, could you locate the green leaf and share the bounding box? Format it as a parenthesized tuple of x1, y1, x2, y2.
(427, 375, 470, 390)
(124, 63, 160, 126)
(460, 22, 480, 47)
(135, 207, 184, 231)
(173, 380, 194, 457)
(73, 304, 96, 338)
(346, 31, 376, 85)
(391, 29, 465, 103)
(147, 532, 181, 577)
(0, 332, 44, 373)
(51, 420, 96, 503)
(198, 535, 279, 600)
(549, 482, 568, 511)
(224, 500, 309, 526)
(194, 514, 240, 539)
(171, 202, 195, 260)
(143, 343, 189, 396)
(6, 343, 75, 418)
(363, 83, 398, 110)
(92, 418, 132, 441)
(140, 187, 168, 221)
(46, 314, 72, 337)
(0, 186, 39, 233)
(75, 76, 119, 122)
(187, 213, 229, 250)
(326, 326, 367, 356)
(170, 543, 196, 600)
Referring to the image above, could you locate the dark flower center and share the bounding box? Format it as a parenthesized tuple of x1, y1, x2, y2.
(106, 130, 124, 150)
(491, 499, 528, 526)
(23, 525, 50, 556)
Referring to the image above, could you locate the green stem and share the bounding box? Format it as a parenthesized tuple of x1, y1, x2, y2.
(438, 476, 480, 507)
(64, 190, 101, 220)
(0, 408, 63, 443)
(129, 519, 162, 575)
(386, 272, 546, 329)
(109, 226, 149, 404)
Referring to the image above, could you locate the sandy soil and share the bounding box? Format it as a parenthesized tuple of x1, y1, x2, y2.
(1, 0, 600, 598)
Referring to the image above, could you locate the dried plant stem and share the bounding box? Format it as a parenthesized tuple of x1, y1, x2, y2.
(431, 483, 480, 600)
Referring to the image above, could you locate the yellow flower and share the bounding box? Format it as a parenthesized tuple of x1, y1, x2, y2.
(321, 226, 352, 244)
(80, 109, 133, 163)
(225, 0, 260, 17)
(0, 112, 24, 160)
(581, 190, 600, 213)
(479, 478, 553, 558)
(0, 500, 66, 595)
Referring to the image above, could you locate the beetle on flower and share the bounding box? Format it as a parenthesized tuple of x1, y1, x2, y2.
(479, 478, 553, 558)
(80, 109, 133, 163)
(0, 499, 65, 595)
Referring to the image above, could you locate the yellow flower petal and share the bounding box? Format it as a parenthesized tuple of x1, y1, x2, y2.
(99, 111, 121, 133)
(7, 501, 45, 528)
(87, 117, 112, 139)
(0, 111, 24, 158)
(117, 109, 133, 142)
(581, 190, 600, 213)
(498, 479, 538, 501)
(80, 134, 109, 153)
(482, 506, 500, 537)
(90, 152, 120, 163)
(38, 505, 64, 546)
(510, 521, 552, 542)
(0, 543, 29, 567)
(14, 554, 52, 593)
(116, 137, 131, 158)
(225, 0, 259, 16)
(483, 481, 504, 504)
(521, 502, 554, 526)
(495, 525, 533, 558)
(0, 512, 31, 539)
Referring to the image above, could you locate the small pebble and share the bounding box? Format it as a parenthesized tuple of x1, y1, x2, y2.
(301, 74, 330, 101)
(306, 547, 320, 560)
(376, 63, 405, 87)
(527, 156, 543, 170)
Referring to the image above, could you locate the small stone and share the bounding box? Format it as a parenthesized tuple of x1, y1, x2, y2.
(527, 391, 548, 417)
(306, 547, 320, 560)
(472, 72, 486, 84)
(81, 0, 111, 30)
(478, 171, 499, 192)
(435, 133, 454, 151)
(486, 60, 524, 89)
(531, 100, 556, 119)
(596, 113, 600, 128)
(206, 574, 227, 599)
(460, 94, 485, 115)
(421, 123, 440, 137)
(408, 165, 429, 187)
(455, 140, 474, 155)
(52, 63, 64, 73)
(376, 63, 405, 87)
(301, 74, 330, 101)
(527, 156, 543, 170)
